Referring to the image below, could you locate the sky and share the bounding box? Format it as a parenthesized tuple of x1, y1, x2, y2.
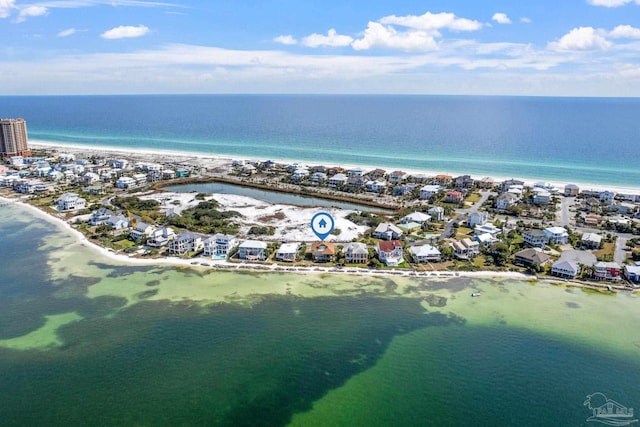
(1, 0, 640, 96)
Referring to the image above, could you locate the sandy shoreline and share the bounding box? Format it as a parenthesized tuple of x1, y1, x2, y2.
(1, 194, 532, 281)
(29, 140, 640, 194)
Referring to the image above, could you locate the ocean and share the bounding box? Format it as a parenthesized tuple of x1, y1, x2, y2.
(2, 204, 640, 426)
(1, 94, 639, 188)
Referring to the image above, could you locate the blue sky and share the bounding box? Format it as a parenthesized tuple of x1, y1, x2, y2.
(2, 0, 640, 96)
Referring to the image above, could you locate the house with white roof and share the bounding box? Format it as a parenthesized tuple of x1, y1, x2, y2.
(581, 233, 602, 250)
(523, 230, 548, 248)
(410, 244, 441, 263)
(88, 207, 114, 226)
(388, 171, 407, 184)
(327, 173, 347, 188)
(343, 242, 369, 264)
(467, 211, 488, 228)
(544, 226, 569, 245)
(600, 190, 616, 205)
(147, 226, 176, 247)
(116, 176, 136, 189)
(56, 193, 86, 211)
(474, 223, 501, 236)
(428, 206, 445, 222)
(496, 193, 518, 210)
(533, 190, 551, 205)
(419, 185, 441, 200)
(129, 221, 154, 241)
(551, 260, 579, 279)
(474, 233, 498, 247)
(203, 233, 237, 257)
(238, 240, 268, 261)
(452, 238, 480, 260)
(106, 215, 130, 229)
(373, 223, 403, 240)
(400, 211, 431, 225)
(624, 264, 640, 283)
(168, 233, 204, 255)
(275, 242, 300, 262)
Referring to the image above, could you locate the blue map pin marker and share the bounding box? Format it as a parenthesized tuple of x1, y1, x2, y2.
(311, 212, 335, 241)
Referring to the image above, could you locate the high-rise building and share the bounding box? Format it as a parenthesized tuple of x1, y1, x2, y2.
(0, 118, 30, 158)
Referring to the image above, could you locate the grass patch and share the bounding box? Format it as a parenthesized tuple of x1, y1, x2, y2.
(465, 193, 482, 203)
(594, 242, 616, 261)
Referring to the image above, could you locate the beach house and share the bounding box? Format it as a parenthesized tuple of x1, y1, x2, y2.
(410, 244, 441, 263)
(129, 221, 154, 241)
(523, 230, 548, 248)
(445, 190, 463, 204)
(581, 233, 602, 250)
(372, 223, 403, 240)
(56, 193, 86, 211)
(203, 234, 237, 257)
(275, 242, 300, 262)
(342, 242, 369, 264)
(453, 238, 480, 260)
(168, 233, 204, 255)
(376, 240, 403, 266)
(419, 185, 441, 200)
(544, 226, 569, 245)
(467, 211, 488, 228)
(238, 240, 268, 261)
(147, 226, 176, 248)
(513, 248, 551, 269)
(551, 260, 580, 279)
(309, 241, 335, 263)
(594, 261, 622, 281)
(88, 207, 114, 226)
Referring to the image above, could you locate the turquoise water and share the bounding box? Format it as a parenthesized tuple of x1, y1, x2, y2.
(165, 182, 391, 211)
(2, 204, 640, 425)
(2, 95, 640, 187)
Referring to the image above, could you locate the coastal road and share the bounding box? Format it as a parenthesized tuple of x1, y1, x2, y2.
(439, 191, 495, 240)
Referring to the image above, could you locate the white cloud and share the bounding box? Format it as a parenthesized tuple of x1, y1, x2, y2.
(492, 13, 511, 24)
(0, 0, 15, 18)
(379, 11, 484, 33)
(352, 22, 438, 51)
(101, 25, 150, 39)
(301, 29, 353, 48)
(57, 28, 77, 37)
(16, 5, 47, 22)
(273, 35, 297, 45)
(520, 17, 532, 23)
(548, 27, 612, 51)
(610, 24, 640, 38)
(587, 0, 640, 7)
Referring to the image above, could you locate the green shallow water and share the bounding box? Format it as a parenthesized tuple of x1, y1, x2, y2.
(1, 204, 640, 426)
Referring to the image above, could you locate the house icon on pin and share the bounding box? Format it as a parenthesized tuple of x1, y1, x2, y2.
(318, 218, 328, 228)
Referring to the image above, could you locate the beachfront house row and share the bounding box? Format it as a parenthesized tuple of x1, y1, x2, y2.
(56, 193, 86, 211)
(310, 241, 335, 263)
(501, 179, 525, 192)
(129, 221, 154, 241)
(147, 226, 176, 248)
(513, 248, 551, 269)
(410, 244, 441, 263)
(433, 174, 452, 186)
(624, 265, 640, 283)
(581, 233, 603, 250)
(168, 233, 204, 255)
(523, 230, 548, 248)
(238, 240, 268, 261)
(476, 177, 495, 190)
(376, 240, 403, 266)
(600, 191, 616, 205)
(544, 227, 569, 245)
(275, 242, 301, 262)
(372, 223, 404, 241)
(533, 190, 551, 205)
(343, 242, 369, 264)
(594, 261, 622, 281)
(551, 260, 580, 279)
(419, 185, 441, 200)
(203, 234, 238, 257)
(365, 180, 387, 193)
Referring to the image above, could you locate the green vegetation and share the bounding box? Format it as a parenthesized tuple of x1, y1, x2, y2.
(346, 211, 383, 227)
(248, 226, 275, 236)
(168, 201, 241, 234)
(112, 196, 160, 212)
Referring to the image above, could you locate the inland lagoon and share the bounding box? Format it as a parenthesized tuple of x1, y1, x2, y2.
(2, 203, 640, 426)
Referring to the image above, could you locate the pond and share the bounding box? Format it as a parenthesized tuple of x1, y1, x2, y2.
(165, 182, 393, 212)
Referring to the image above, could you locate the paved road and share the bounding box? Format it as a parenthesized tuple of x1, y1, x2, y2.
(439, 191, 495, 240)
(557, 196, 576, 226)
